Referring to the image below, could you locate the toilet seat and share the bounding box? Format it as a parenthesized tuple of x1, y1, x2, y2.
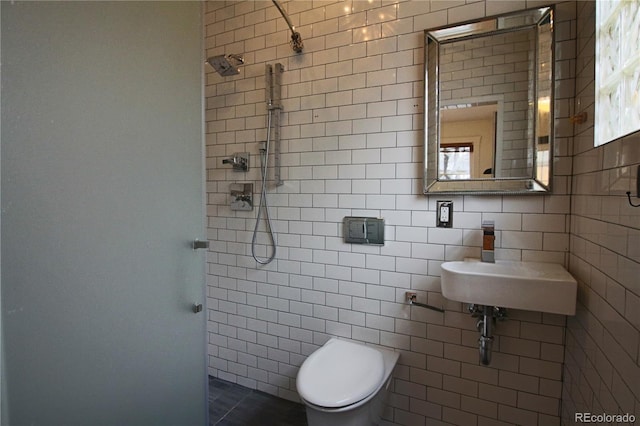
(297, 338, 385, 408)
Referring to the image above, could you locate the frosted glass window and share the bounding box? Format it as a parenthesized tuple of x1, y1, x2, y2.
(595, 0, 640, 146)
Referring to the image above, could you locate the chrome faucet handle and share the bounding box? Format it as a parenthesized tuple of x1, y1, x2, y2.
(222, 152, 249, 171)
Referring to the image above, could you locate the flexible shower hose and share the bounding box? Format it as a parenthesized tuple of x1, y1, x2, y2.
(251, 109, 277, 264)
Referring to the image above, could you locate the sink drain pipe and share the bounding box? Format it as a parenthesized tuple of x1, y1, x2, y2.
(469, 304, 506, 365)
(477, 305, 494, 365)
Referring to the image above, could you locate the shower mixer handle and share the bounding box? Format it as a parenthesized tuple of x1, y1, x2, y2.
(222, 152, 249, 171)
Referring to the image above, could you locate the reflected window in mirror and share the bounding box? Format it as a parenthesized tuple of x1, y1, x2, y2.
(440, 142, 473, 180)
(440, 101, 498, 179)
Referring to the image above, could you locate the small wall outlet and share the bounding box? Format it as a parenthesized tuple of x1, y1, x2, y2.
(437, 201, 453, 228)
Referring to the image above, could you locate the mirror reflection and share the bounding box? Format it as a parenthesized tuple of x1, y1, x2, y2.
(440, 100, 498, 180)
(424, 7, 554, 194)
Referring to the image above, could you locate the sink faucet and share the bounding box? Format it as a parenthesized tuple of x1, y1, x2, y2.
(481, 220, 495, 263)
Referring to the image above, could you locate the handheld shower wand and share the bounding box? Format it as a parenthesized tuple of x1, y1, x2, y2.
(251, 64, 283, 265)
(251, 114, 277, 265)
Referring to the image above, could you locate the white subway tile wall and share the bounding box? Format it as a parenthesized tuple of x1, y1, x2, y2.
(205, 1, 586, 425)
(562, 1, 640, 424)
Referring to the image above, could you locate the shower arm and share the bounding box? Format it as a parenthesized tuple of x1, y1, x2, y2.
(272, 0, 295, 36)
(272, 0, 303, 53)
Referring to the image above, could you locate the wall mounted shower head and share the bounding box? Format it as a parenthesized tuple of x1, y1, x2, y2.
(206, 54, 244, 76)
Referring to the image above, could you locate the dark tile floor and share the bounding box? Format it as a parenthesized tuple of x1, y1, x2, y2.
(209, 376, 308, 426)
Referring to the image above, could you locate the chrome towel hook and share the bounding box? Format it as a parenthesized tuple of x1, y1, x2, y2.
(626, 165, 640, 207)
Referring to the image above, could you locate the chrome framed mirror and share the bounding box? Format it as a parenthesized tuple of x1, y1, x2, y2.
(424, 7, 554, 194)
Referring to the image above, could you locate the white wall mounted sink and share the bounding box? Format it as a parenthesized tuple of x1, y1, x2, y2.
(441, 259, 577, 315)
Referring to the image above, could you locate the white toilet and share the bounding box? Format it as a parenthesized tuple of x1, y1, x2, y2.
(296, 338, 400, 426)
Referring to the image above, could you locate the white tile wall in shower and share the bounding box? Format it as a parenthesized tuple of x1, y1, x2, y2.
(205, 1, 577, 425)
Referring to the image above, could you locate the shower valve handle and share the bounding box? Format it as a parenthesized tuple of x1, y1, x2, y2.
(222, 152, 249, 171)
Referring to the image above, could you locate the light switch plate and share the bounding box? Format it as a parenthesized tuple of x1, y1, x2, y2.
(437, 201, 453, 228)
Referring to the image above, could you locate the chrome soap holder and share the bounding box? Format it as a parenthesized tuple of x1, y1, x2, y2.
(230, 183, 253, 211)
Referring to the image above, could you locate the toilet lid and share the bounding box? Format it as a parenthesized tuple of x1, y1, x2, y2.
(297, 339, 385, 408)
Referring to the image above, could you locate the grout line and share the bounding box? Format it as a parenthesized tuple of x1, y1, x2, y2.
(214, 392, 253, 425)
